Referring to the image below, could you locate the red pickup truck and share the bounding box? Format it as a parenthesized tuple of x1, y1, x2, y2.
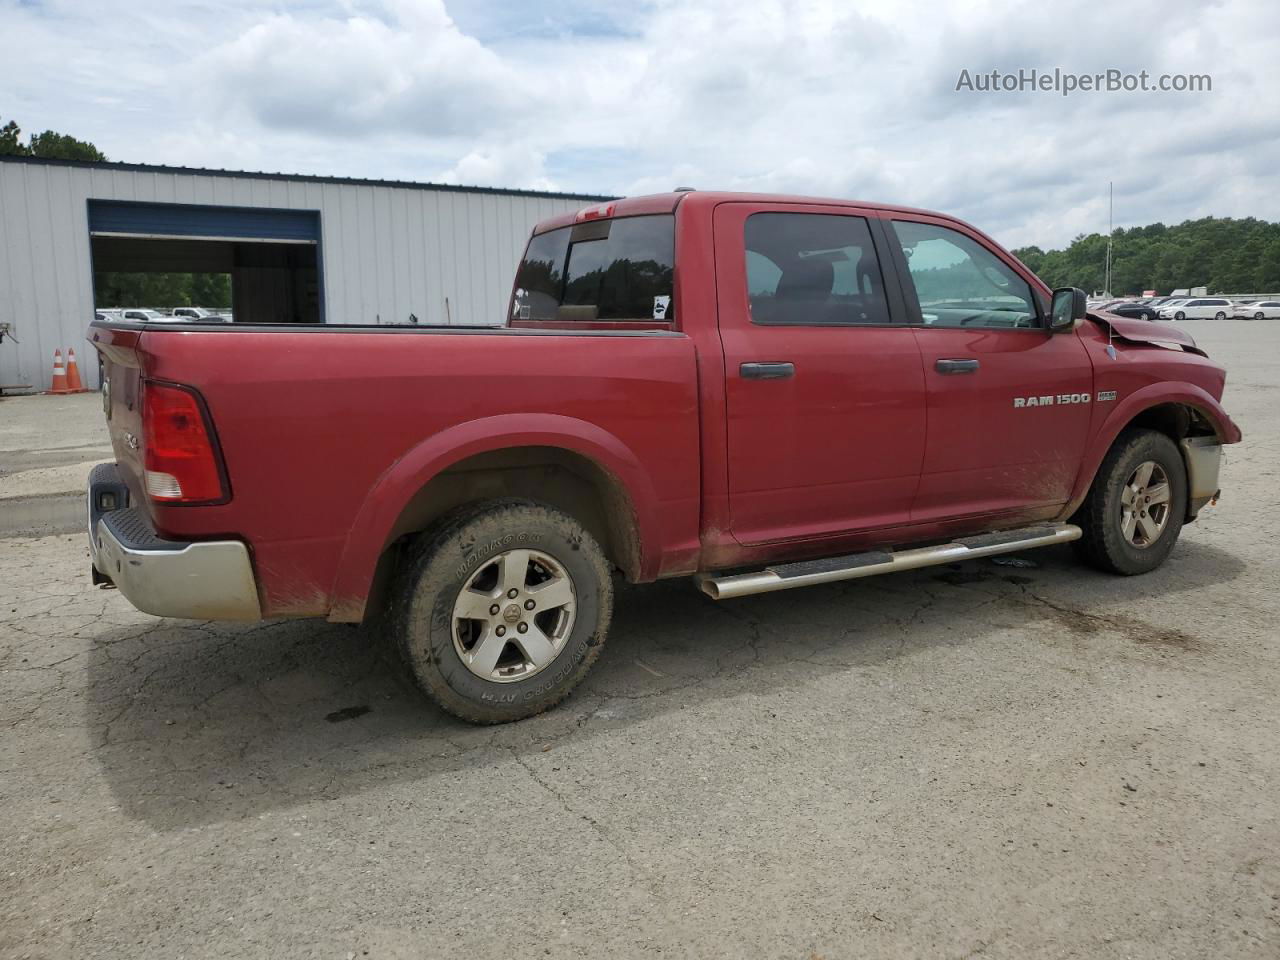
(88, 190, 1241, 723)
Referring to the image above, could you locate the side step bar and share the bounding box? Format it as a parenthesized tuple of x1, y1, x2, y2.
(695, 523, 1082, 600)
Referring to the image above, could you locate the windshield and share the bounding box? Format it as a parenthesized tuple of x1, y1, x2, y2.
(511, 215, 675, 324)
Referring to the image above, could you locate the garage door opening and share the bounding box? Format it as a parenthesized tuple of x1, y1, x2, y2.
(87, 200, 322, 324)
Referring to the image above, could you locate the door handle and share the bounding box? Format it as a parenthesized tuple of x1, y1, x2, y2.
(935, 358, 980, 375)
(740, 361, 795, 380)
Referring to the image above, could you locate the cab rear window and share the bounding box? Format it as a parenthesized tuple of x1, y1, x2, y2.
(511, 215, 675, 324)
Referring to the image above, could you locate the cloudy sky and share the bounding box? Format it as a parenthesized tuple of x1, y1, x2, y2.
(3, 0, 1277, 249)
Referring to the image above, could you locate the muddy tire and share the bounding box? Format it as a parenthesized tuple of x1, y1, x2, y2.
(1072, 429, 1187, 576)
(394, 499, 613, 724)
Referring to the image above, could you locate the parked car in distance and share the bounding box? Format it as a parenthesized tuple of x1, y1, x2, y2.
(1160, 298, 1231, 321)
(1100, 300, 1161, 321)
(119, 309, 182, 323)
(171, 307, 232, 321)
(1233, 299, 1280, 320)
(87, 190, 1242, 723)
(118, 308, 231, 323)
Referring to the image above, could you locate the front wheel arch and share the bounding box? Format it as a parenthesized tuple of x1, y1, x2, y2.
(1065, 391, 1235, 524)
(1071, 428, 1189, 575)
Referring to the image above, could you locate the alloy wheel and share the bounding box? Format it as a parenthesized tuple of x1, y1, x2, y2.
(1119, 460, 1171, 548)
(451, 548, 577, 682)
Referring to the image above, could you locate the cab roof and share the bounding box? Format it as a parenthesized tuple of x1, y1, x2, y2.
(530, 190, 958, 235)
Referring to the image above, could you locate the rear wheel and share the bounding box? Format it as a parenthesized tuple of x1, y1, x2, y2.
(1072, 429, 1188, 575)
(394, 499, 613, 723)
(1215, 311, 1227, 321)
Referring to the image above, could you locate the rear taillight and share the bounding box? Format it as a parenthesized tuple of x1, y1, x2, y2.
(142, 381, 227, 503)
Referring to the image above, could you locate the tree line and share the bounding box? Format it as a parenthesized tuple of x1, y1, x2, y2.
(1013, 217, 1280, 295)
(93, 272, 232, 310)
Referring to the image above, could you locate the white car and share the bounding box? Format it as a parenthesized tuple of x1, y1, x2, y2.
(1233, 299, 1280, 320)
(170, 307, 230, 320)
(119, 309, 179, 322)
(1158, 297, 1231, 320)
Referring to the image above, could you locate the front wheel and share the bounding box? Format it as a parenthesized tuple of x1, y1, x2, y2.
(1255, 311, 1265, 321)
(1072, 429, 1188, 575)
(1215, 311, 1227, 321)
(1174, 311, 1186, 321)
(394, 499, 613, 724)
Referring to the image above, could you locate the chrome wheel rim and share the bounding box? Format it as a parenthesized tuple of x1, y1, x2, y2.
(1120, 460, 1171, 548)
(451, 548, 577, 682)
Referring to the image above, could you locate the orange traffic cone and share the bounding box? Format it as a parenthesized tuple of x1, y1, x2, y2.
(47, 349, 73, 394)
(65, 347, 87, 393)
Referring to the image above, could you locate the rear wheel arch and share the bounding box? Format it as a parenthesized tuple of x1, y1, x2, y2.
(363, 446, 643, 620)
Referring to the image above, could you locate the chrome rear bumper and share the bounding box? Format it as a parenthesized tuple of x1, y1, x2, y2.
(88, 466, 262, 620)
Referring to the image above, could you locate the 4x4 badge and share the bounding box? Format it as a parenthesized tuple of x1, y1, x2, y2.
(1097, 390, 1118, 402)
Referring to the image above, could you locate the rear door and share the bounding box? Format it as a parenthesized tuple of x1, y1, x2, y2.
(714, 202, 927, 544)
(883, 215, 1094, 522)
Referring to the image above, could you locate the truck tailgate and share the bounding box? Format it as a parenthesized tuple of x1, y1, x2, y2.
(88, 324, 147, 503)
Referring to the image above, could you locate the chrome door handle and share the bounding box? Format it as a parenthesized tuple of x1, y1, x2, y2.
(740, 362, 795, 380)
(935, 358, 980, 374)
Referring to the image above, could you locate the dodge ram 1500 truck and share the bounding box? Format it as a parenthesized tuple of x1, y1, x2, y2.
(87, 190, 1241, 723)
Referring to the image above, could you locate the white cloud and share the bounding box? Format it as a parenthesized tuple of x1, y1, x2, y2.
(1, 0, 1278, 248)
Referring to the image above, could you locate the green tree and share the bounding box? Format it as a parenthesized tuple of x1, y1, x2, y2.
(0, 115, 106, 161)
(0, 119, 22, 155)
(27, 129, 106, 161)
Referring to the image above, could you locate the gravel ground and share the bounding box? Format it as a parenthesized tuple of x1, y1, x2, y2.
(2, 319, 1277, 959)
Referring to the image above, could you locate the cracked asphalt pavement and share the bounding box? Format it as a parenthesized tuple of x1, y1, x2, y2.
(3, 319, 1279, 958)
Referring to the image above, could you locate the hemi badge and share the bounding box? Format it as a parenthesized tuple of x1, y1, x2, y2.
(1097, 390, 1118, 402)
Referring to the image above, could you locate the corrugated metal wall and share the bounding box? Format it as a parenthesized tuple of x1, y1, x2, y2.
(0, 160, 597, 391)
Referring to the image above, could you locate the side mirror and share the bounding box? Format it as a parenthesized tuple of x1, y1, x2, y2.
(1050, 287, 1087, 332)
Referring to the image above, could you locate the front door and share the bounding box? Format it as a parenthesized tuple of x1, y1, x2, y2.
(883, 215, 1095, 522)
(714, 203, 927, 545)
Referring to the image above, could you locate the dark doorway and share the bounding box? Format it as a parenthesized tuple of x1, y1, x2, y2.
(86, 200, 323, 324)
(90, 236, 319, 324)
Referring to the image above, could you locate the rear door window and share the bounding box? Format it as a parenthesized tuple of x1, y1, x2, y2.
(743, 213, 892, 325)
(511, 215, 675, 323)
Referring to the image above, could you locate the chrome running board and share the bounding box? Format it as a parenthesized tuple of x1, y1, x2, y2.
(695, 523, 1082, 600)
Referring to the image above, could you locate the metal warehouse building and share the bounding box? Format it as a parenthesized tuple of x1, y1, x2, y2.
(0, 155, 609, 392)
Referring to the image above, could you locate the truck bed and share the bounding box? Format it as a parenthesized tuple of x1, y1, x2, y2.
(89, 320, 702, 619)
